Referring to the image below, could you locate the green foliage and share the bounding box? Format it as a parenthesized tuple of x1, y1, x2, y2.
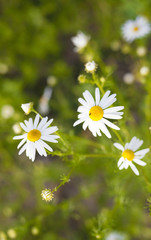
(0, 0, 151, 239)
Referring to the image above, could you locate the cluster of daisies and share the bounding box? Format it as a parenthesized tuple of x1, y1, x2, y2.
(13, 87, 149, 176)
(13, 15, 150, 176)
(71, 16, 150, 52)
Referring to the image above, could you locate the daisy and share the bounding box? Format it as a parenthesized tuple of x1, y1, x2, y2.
(85, 61, 97, 73)
(71, 31, 90, 52)
(122, 16, 150, 42)
(73, 88, 124, 138)
(114, 136, 149, 175)
(13, 114, 59, 162)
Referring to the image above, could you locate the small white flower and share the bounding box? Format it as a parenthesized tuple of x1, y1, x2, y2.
(106, 232, 126, 240)
(114, 136, 149, 176)
(41, 188, 54, 202)
(21, 102, 33, 115)
(1, 104, 14, 119)
(71, 31, 90, 52)
(140, 66, 149, 76)
(12, 123, 22, 134)
(13, 114, 59, 162)
(123, 73, 135, 84)
(73, 88, 124, 138)
(122, 16, 150, 42)
(136, 46, 146, 56)
(85, 61, 97, 73)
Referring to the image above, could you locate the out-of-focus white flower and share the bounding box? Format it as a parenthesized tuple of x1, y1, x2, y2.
(21, 102, 33, 115)
(41, 188, 54, 202)
(136, 46, 147, 56)
(13, 114, 59, 162)
(0, 231, 7, 240)
(7, 229, 17, 239)
(114, 136, 149, 175)
(31, 227, 39, 235)
(122, 16, 150, 42)
(140, 66, 149, 76)
(12, 123, 22, 134)
(71, 31, 90, 52)
(0, 63, 8, 74)
(38, 87, 52, 115)
(123, 73, 135, 84)
(73, 88, 124, 138)
(85, 61, 97, 73)
(105, 232, 126, 240)
(1, 105, 14, 119)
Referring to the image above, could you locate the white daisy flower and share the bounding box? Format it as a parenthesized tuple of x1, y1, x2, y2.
(71, 31, 90, 52)
(13, 114, 59, 162)
(122, 16, 150, 42)
(114, 136, 150, 176)
(21, 102, 33, 115)
(85, 61, 97, 73)
(73, 88, 124, 138)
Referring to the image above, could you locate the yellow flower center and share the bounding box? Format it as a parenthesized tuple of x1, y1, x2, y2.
(89, 106, 103, 121)
(122, 149, 134, 161)
(133, 26, 139, 32)
(27, 129, 41, 142)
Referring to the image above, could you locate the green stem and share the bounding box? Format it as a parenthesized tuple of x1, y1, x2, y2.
(92, 73, 104, 94)
(32, 109, 43, 119)
(111, 129, 124, 144)
(52, 168, 74, 193)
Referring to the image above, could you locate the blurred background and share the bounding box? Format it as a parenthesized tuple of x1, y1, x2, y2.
(0, 0, 151, 239)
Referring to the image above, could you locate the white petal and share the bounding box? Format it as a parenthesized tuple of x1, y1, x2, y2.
(77, 106, 89, 113)
(102, 118, 120, 130)
(104, 106, 124, 113)
(124, 160, 129, 169)
(83, 90, 95, 106)
(40, 118, 54, 131)
(130, 139, 143, 152)
(37, 117, 48, 130)
(26, 141, 36, 161)
(99, 122, 111, 138)
(40, 140, 53, 152)
(82, 119, 90, 130)
(28, 118, 34, 129)
(133, 158, 146, 166)
(41, 135, 58, 143)
(24, 120, 32, 130)
(34, 114, 40, 128)
(17, 138, 27, 149)
(35, 141, 47, 156)
(96, 129, 102, 136)
(103, 113, 123, 119)
(42, 126, 58, 135)
(95, 88, 100, 105)
(114, 143, 124, 151)
(73, 118, 85, 127)
(78, 97, 90, 107)
(20, 122, 29, 132)
(135, 148, 150, 156)
(119, 162, 125, 170)
(124, 143, 129, 149)
(18, 143, 27, 155)
(129, 162, 139, 176)
(102, 95, 117, 109)
(13, 134, 26, 140)
(99, 90, 111, 106)
(117, 157, 124, 167)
